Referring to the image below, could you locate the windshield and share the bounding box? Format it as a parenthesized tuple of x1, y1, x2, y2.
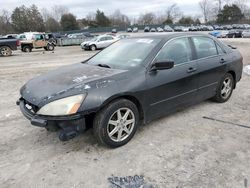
(90, 37, 98, 42)
(87, 38, 160, 70)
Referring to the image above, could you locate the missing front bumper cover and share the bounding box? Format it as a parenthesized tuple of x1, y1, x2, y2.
(17, 99, 87, 140)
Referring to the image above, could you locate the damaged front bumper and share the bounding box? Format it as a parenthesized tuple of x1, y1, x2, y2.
(17, 98, 86, 141)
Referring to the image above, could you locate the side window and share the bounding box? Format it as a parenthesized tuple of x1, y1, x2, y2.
(155, 37, 192, 65)
(99, 37, 107, 41)
(216, 43, 225, 54)
(192, 37, 218, 59)
(106, 36, 114, 40)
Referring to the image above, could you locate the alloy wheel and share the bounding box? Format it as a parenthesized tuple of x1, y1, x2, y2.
(221, 77, 233, 99)
(1, 47, 11, 56)
(107, 108, 135, 142)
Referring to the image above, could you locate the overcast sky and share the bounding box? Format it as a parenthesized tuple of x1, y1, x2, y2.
(2, 0, 202, 18)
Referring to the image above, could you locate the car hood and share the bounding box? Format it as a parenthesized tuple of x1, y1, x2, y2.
(20, 63, 126, 106)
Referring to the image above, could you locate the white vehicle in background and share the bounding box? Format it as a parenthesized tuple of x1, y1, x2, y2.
(17, 32, 40, 41)
(157, 27, 164, 32)
(133, 27, 138, 32)
(81, 35, 119, 51)
(242, 30, 250, 38)
(183, 27, 190, 32)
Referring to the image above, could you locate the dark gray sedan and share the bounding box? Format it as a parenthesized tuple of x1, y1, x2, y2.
(17, 33, 243, 147)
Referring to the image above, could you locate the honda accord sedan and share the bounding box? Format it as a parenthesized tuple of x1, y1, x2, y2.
(17, 33, 243, 147)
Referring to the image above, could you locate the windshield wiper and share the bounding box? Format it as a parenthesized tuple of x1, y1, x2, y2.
(97, 64, 111, 68)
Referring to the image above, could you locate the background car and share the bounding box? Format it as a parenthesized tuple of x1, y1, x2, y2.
(111, 29, 117, 33)
(150, 28, 156, 32)
(164, 25, 174, 32)
(67, 33, 87, 39)
(242, 30, 250, 38)
(209, 30, 228, 38)
(144, 26, 150, 32)
(174, 26, 184, 32)
(213, 25, 223, 30)
(117, 34, 130, 39)
(226, 30, 243, 38)
(189, 26, 198, 31)
(127, 28, 132, 32)
(223, 25, 233, 30)
(157, 27, 164, 32)
(81, 35, 118, 51)
(133, 27, 138, 32)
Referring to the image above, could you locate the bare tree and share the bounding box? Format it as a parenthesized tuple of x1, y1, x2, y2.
(165, 4, 182, 23)
(0, 9, 13, 34)
(234, 0, 250, 14)
(51, 5, 69, 21)
(138, 12, 156, 25)
(109, 9, 130, 27)
(199, 0, 212, 23)
(41, 8, 51, 22)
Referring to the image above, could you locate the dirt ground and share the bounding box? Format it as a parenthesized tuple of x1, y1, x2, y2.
(0, 37, 250, 188)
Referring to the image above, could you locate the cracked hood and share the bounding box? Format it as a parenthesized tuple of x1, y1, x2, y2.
(20, 63, 126, 106)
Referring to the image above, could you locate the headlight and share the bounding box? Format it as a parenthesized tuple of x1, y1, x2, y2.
(37, 94, 86, 116)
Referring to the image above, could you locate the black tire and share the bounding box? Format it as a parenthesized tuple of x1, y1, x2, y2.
(90, 45, 96, 51)
(0, 46, 12, 56)
(44, 47, 48, 51)
(212, 73, 234, 103)
(47, 44, 54, 51)
(93, 99, 140, 148)
(23, 45, 32, 52)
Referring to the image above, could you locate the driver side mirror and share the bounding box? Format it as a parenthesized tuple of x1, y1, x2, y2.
(151, 60, 174, 71)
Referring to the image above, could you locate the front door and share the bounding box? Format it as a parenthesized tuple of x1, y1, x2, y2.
(33, 34, 46, 48)
(146, 37, 199, 121)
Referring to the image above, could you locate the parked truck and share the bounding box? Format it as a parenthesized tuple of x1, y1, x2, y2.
(0, 38, 20, 57)
(20, 33, 55, 52)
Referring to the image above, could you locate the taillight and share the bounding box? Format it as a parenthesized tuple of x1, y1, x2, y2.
(16, 40, 20, 46)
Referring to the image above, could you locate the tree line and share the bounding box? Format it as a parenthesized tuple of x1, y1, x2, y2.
(0, 0, 249, 35)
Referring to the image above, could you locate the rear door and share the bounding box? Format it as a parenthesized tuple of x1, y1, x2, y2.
(191, 36, 228, 101)
(97, 37, 108, 48)
(146, 37, 199, 120)
(104, 36, 116, 47)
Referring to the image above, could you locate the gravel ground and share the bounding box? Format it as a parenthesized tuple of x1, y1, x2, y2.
(0, 37, 250, 188)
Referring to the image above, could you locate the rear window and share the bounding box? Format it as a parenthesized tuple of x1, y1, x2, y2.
(192, 37, 218, 59)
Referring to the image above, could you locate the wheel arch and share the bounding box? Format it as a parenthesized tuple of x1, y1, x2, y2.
(227, 70, 236, 88)
(0, 45, 11, 49)
(99, 94, 145, 121)
(21, 43, 33, 48)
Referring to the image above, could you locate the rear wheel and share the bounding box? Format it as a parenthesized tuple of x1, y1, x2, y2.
(22, 45, 32, 52)
(93, 99, 139, 148)
(0, 46, 12, 56)
(213, 73, 234, 103)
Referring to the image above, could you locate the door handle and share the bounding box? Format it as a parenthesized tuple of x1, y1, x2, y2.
(220, 58, 226, 64)
(187, 67, 197, 73)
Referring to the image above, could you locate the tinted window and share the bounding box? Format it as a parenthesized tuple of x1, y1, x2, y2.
(155, 37, 192, 65)
(106, 36, 114, 40)
(192, 37, 218, 59)
(99, 37, 107, 41)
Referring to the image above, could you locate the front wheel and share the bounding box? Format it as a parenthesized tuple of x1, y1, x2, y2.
(212, 73, 234, 103)
(0, 46, 12, 56)
(47, 44, 54, 51)
(93, 99, 139, 148)
(90, 45, 96, 51)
